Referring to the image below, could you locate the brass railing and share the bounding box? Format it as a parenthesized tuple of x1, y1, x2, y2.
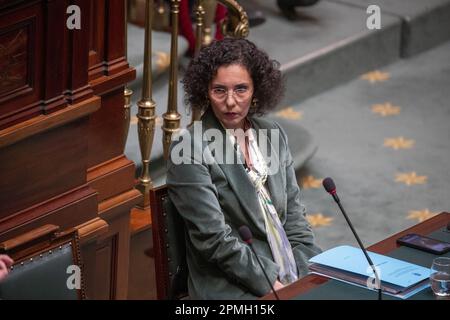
(190, 0, 206, 124)
(124, 0, 133, 150)
(162, 0, 182, 161)
(136, 0, 157, 208)
(127, 0, 249, 208)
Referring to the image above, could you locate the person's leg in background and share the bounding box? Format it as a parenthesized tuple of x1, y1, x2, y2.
(214, 2, 227, 41)
(277, 0, 320, 21)
(237, 0, 266, 28)
(178, 0, 228, 56)
(179, 0, 196, 56)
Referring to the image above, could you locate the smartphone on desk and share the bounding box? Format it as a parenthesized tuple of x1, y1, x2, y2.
(397, 233, 450, 255)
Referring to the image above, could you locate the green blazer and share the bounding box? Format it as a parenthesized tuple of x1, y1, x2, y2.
(167, 109, 321, 299)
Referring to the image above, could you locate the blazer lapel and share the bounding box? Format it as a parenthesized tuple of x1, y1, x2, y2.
(201, 110, 266, 232)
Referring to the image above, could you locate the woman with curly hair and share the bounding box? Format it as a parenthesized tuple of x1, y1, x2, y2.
(167, 38, 321, 299)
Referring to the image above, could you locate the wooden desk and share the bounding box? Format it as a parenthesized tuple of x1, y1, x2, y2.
(262, 212, 450, 300)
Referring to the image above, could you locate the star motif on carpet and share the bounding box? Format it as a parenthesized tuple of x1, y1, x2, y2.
(371, 103, 401, 116)
(155, 51, 170, 72)
(407, 209, 437, 222)
(275, 107, 303, 120)
(383, 137, 415, 150)
(395, 172, 427, 186)
(306, 213, 334, 228)
(361, 70, 390, 83)
(301, 175, 322, 189)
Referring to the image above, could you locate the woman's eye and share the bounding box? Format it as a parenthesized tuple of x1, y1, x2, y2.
(213, 88, 225, 94)
(235, 88, 247, 94)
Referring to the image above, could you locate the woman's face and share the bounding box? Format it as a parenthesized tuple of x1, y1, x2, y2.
(208, 64, 254, 129)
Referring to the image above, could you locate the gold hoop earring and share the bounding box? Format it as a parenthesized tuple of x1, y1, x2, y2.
(203, 98, 211, 111)
(250, 97, 258, 111)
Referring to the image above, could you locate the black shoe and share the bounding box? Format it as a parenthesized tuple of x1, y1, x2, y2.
(239, 0, 266, 28)
(277, 0, 298, 21)
(247, 9, 266, 27)
(278, 0, 320, 7)
(277, 0, 320, 20)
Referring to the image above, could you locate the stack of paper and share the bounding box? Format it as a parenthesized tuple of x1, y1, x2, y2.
(308, 245, 431, 299)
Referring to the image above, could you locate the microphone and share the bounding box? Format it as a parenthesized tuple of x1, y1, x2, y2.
(322, 177, 382, 300)
(238, 225, 280, 300)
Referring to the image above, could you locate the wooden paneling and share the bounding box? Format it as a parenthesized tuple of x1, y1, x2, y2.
(87, 155, 136, 202)
(94, 237, 115, 299)
(0, 0, 96, 129)
(0, 184, 98, 241)
(98, 191, 142, 299)
(87, 87, 128, 167)
(0, 96, 100, 148)
(88, 0, 129, 80)
(90, 67, 136, 96)
(77, 217, 109, 300)
(65, 0, 93, 104)
(0, 0, 138, 300)
(83, 190, 142, 300)
(42, 0, 67, 114)
(88, 0, 106, 80)
(0, 28, 28, 97)
(0, 118, 90, 217)
(85, 0, 137, 300)
(0, 0, 28, 11)
(0, 1, 43, 128)
(104, 0, 127, 75)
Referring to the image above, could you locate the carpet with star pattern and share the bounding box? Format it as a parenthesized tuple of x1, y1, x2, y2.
(269, 41, 450, 250)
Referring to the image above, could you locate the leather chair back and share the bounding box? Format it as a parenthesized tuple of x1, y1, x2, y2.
(150, 185, 188, 300)
(0, 225, 85, 300)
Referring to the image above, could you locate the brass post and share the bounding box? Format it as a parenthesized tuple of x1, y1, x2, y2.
(136, 0, 157, 208)
(153, 0, 170, 31)
(162, 0, 181, 160)
(194, 0, 205, 58)
(190, 0, 205, 124)
(124, 0, 133, 149)
(202, 0, 217, 46)
(124, 87, 133, 147)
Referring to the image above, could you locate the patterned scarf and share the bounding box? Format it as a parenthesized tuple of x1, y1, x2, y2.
(230, 123, 299, 285)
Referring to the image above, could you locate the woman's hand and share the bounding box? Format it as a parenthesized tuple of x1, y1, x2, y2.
(272, 280, 285, 291)
(0, 254, 14, 281)
(0, 254, 14, 282)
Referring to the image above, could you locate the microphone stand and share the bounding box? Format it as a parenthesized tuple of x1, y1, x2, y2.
(334, 197, 382, 300)
(248, 243, 280, 300)
(239, 225, 281, 300)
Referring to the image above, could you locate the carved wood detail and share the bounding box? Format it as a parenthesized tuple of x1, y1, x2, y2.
(0, 28, 28, 97)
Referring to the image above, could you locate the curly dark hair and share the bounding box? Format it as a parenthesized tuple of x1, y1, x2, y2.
(182, 37, 285, 116)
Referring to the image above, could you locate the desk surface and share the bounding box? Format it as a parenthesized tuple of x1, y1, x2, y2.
(262, 211, 450, 300)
